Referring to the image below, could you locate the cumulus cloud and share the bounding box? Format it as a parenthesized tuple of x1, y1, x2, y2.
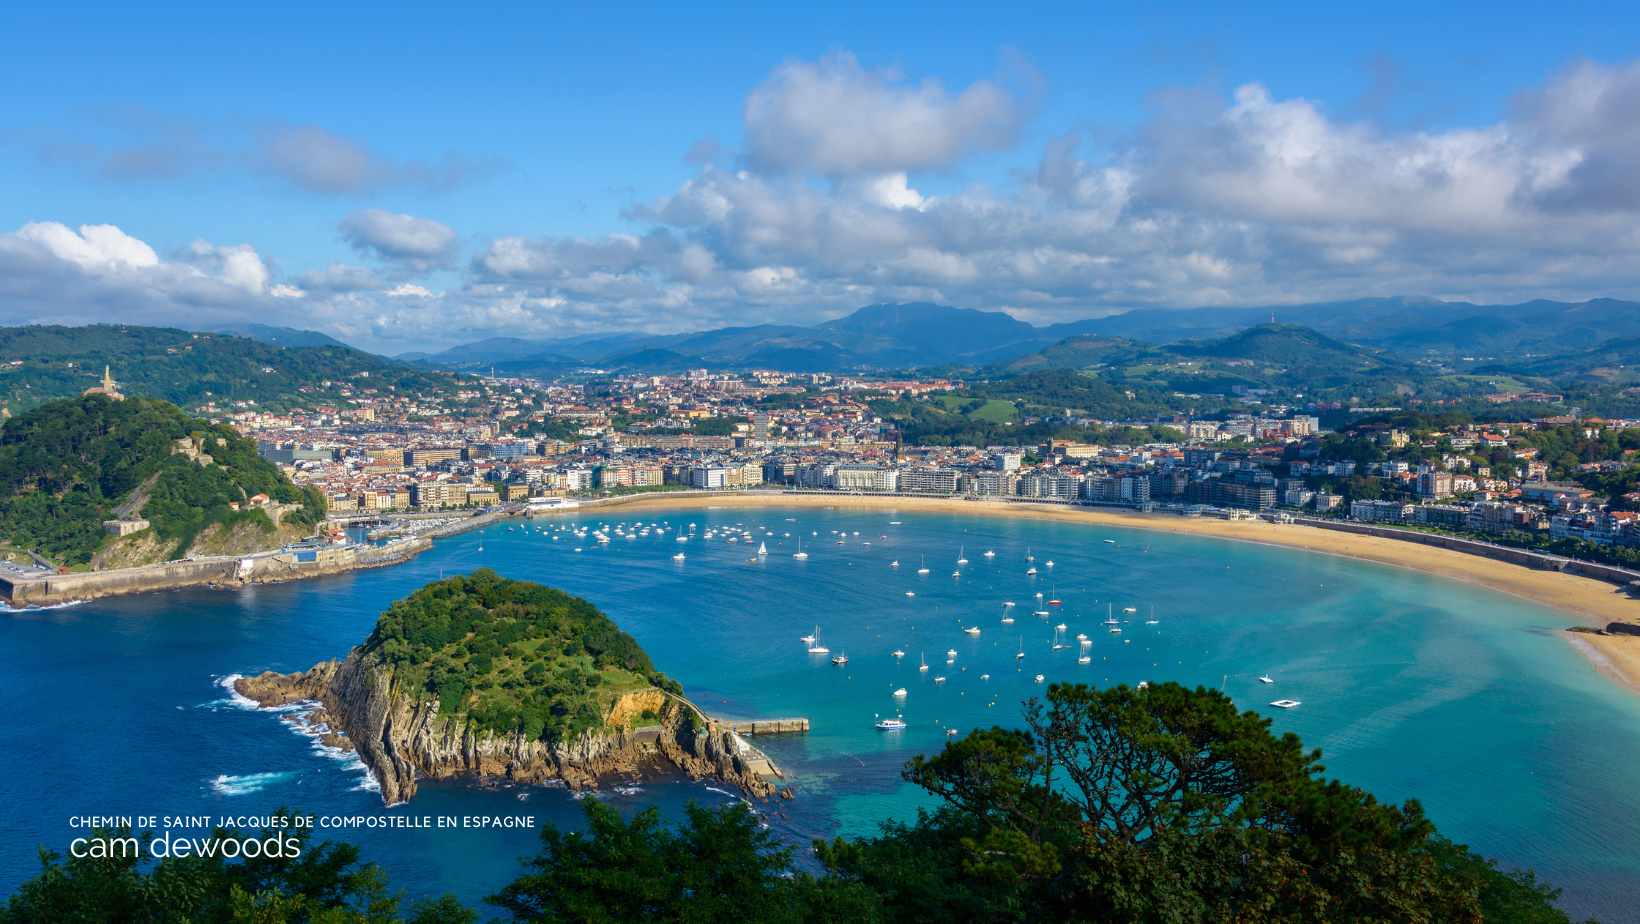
(743, 52, 1033, 174)
(339, 209, 459, 268)
(11, 54, 1640, 354)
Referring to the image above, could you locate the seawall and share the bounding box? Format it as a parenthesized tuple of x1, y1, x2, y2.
(0, 536, 431, 607)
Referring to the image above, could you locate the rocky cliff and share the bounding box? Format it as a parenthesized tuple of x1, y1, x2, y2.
(235, 651, 782, 805)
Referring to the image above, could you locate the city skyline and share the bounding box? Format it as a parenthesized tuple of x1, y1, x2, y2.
(4, 3, 1640, 353)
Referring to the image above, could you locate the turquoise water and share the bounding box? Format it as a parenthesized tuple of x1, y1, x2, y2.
(3, 505, 1639, 920)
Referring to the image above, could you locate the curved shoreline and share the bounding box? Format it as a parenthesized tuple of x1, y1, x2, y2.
(550, 492, 1640, 695)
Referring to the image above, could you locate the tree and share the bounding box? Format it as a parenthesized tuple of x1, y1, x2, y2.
(488, 800, 874, 923)
(819, 683, 1575, 923)
(0, 812, 442, 924)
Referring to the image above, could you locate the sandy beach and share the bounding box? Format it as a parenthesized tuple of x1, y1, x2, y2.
(559, 492, 1640, 695)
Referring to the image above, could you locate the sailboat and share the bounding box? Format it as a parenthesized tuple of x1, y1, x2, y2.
(964, 625, 981, 636)
(832, 650, 849, 665)
(792, 537, 808, 560)
(956, 546, 969, 566)
(918, 653, 929, 673)
(807, 628, 829, 655)
(757, 541, 768, 556)
(1047, 585, 1062, 606)
(916, 556, 930, 575)
(1015, 639, 1025, 660)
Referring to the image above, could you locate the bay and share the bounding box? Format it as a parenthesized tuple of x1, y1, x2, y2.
(3, 504, 1637, 920)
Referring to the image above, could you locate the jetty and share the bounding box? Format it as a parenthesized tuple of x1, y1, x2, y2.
(724, 718, 810, 736)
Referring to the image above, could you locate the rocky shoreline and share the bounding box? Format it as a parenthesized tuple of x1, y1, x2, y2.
(233, 652, 787, 805)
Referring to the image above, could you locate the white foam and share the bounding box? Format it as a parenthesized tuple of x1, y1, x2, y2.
(213, 672, 377, 792)
(210, 771, 296, 796)
(0, 599, 87, 612)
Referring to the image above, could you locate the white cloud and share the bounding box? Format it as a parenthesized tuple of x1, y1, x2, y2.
(16, 222, 160, 271)
(11, 55, 1640, 353)
(743, 52, 1031, 174)
(339, 209, 458, 267)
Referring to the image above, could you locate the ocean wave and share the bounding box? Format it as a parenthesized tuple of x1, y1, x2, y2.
(210, 771, 297, 797)
(205, 674, 311, 713)
(0, 599, 87, 613)
(209, 673, 377, 792)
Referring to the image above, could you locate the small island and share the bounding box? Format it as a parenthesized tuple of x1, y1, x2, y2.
(234, 569, 785, 803)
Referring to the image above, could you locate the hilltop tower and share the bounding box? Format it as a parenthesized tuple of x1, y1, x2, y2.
(83, 365, 125, 401)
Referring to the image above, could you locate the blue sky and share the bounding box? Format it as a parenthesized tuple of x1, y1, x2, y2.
(2, 2, 1638, 352)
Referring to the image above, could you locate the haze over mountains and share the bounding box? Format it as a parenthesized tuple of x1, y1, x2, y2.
(400, 297, 1640, 375)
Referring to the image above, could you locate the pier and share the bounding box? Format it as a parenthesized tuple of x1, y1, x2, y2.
(724, 718, 810, 736)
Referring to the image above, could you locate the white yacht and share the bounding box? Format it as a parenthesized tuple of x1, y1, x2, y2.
(1269, 699, 1301, 709)
(792, 538, 808, 560)
(964, 626, 981, 636)
(875, 716, 907, 730)
(831, 651, 849, 665)
(1259, 674, 1275, 685)
(983, 549, 996, 558)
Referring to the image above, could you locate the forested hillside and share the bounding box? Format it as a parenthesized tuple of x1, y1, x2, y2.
(0, 395, 322, 568)
(0, 324, 457, 412)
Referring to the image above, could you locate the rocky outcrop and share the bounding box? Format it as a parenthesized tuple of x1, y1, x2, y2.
(234, 653, 780, 805)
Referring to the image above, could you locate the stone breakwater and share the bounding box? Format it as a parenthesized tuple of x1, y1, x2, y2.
(0, 537, 433, 608)
(233, 654, 786, 805)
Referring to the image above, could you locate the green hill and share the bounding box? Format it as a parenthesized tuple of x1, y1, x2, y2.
(359, 569, 678, 742)
(0, 324, 459, 413)
(1003, 335, 1151, 371)
(0, 394, 323, 569)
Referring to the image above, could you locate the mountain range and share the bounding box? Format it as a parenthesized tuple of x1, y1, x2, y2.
(403, 297, 1640, 375)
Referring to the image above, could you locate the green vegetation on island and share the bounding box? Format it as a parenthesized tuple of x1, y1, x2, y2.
(360, 570, 680, 742)
(5, 682, 1579, 923)
(0, 394, 322, 568)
